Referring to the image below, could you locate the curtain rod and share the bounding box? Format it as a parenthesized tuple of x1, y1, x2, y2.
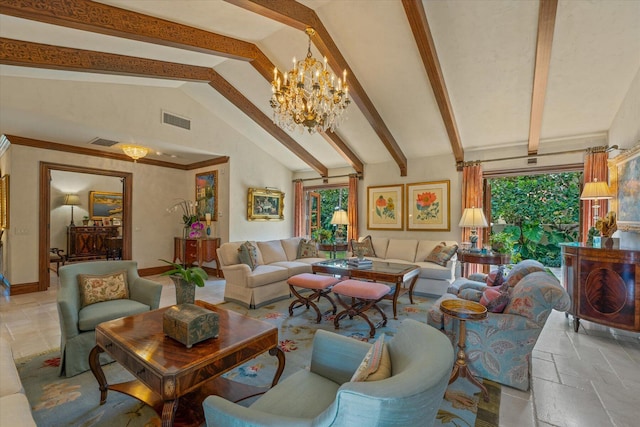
(293, 173, 359, 183)
(458, 145, 617, 168)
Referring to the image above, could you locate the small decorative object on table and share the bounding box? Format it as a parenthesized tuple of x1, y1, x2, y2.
(347, 256, 372, 268)
(163, 303, 219, 348)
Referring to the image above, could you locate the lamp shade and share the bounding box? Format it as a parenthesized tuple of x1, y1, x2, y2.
(580, 179, 613, 200)
(458, 207, 488, 228)
(63, 194, 81, 206)
(330, 209, 349, 225)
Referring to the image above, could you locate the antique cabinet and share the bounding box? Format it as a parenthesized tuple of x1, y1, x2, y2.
(67, 226, 120, 261)
(173, 237, 221, 277)
(560, 243, 640, 332)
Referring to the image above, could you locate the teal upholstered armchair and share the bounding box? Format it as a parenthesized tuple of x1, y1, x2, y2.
(203, 319, 454, 427)
(428, 260, 570, 390)
(57, 261, 163, 377)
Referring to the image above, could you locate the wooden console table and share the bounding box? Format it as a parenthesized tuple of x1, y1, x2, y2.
(560, 243, 640, 332)
(67, 225, 120, 261)
(173, 237, 221, 277)
(457, 250, 511, 277)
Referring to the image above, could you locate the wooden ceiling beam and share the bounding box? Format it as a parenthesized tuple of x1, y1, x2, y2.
(528, 0, 558, 156)
(226, 0, 408, 176)
(402, 0, 464, 165)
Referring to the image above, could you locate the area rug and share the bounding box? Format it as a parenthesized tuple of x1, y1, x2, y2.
(18, 295, 500, 427)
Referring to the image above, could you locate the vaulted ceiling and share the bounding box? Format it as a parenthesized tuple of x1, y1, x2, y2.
(0, 0, 638, 176)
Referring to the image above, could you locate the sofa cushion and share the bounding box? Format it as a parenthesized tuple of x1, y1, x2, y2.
(257, 240, 288, 264)
(297, 239, 319, 258)
(0, 393, 36, 427)
(413, 262, 456, 281)
(370, 237, 389, 259)
(281, 237, 303, 261)
(270, 261, 313, 276)
(245, 265, 289, 288)
(238, 241, 259, 270)
(78, 271, 129, 308)
(78, 299, 150, 331)
(385, 239, 418, 262)
(351, 334, 391, 382)
(351, 235, 376, 257)
(0, 338, 23, 397)
(425, 242, 458, 266)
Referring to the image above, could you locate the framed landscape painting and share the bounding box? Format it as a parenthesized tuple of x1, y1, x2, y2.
(609, 143, 640, 232)
(89, 191, 123, 220)
(247, 188, 284, 221)
(367, 184, 403, 230)
(196, 170, 218, 221)
(406, 180, 450, 231)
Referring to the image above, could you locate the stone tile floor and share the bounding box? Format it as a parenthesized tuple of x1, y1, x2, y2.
(1, 271, 639, 426)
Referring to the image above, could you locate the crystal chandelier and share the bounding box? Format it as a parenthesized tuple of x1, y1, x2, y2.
(270, 27, 350, 134)
(121, 144, 148, 162)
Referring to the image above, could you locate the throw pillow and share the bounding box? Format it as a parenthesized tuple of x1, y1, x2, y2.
(479, 287, 510, 313)
(486, 266, 506, 287)
(425, 242, 459, 267)
(297, 239, 319, 258)
(350, 235, 376, 258)
(78, 270, 129, 308)
(237, 241, 259, 270)
(350, 334, 391, 382)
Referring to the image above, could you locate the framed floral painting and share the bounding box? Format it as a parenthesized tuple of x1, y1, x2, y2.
(406, 180, 450, 231)
(367, 184, 403, 230)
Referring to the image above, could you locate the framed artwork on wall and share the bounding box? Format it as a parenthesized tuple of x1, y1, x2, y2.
(247, 188, 284, 221)
(196, 170, 218, 221)
(89, 191, 122, 220)
(0, 175, 9, 230)
(406, 180, 450, 231)
(609, 142, 640, 232)
(367, 184, 404, 230)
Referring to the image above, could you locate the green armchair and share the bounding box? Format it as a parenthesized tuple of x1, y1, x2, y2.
(57, 261, 163, 377)
(203, 319, 454, 427)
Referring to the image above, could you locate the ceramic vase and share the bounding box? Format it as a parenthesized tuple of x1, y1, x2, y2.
(171, 276, 196, 305)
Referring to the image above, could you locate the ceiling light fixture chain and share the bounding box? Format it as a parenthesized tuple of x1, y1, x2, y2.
(270, 27, 350, 134)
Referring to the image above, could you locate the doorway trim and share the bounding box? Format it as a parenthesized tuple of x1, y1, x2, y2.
(39, 162, 133, 292)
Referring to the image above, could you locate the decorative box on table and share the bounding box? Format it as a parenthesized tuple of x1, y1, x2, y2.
(163, 303, 219, 348)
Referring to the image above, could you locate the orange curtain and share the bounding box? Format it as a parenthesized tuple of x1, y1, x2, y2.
(348, 174, 359, 243)
(293, 180, 305, 237)
(461, 163, 484, 275)
(581, 149, 609, 243)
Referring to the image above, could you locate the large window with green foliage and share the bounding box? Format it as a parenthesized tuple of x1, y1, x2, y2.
(489, 172, 582, 267)
(307, 187, 349, 241)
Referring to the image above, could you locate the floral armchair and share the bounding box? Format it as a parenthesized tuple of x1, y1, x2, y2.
(427, 260, 570, 390)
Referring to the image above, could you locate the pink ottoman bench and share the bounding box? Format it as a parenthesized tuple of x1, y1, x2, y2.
(331, 279, 391, 338)
(287, 273, 339, 323)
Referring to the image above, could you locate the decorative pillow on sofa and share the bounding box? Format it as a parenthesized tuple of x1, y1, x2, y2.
(238, 241, 259, 270)
(297, 239, 319, 258)
(351, 235, 376, 258)
(479, 287, 510, 313)
(486, 266, 506, 287)
(425, 242, 458, 267)
(78, 271, 129, 308)
(350, 334, 391, 382)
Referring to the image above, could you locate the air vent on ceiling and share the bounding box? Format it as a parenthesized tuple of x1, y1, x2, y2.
(89, 137, 119, 147)
(162, 111, 191, 130)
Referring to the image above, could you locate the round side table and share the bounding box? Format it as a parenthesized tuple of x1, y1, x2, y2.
(440, 299, 489, 401)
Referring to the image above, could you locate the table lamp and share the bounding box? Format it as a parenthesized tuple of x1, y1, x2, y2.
(330, 209, 348, 243)
(63, 194, 81, 227)
(458, 207, 488, 251)
(580, 179, 613, 223)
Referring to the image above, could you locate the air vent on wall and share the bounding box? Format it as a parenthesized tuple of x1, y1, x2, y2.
(89, 137, 119, 147)
(162, 111, 191, 130)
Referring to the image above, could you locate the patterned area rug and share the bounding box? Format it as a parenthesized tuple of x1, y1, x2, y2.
(17, 295, 500, 427)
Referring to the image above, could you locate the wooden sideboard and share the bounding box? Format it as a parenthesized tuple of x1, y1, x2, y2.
(560, 243, 640, 332)
(67, 226, 120, 261)
(173, 237, 221, 277)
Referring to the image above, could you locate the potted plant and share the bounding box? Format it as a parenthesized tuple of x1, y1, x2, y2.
(82, 216, 89, 226)
(160, 259, 208, 305)
(489, 232, 514, 254)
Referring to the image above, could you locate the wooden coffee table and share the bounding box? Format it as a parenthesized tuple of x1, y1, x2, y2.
(312, 259, 420, 319)
(89, 300, 285, 427)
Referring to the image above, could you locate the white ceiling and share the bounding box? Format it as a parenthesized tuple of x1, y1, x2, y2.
(0, 0, 638, 171)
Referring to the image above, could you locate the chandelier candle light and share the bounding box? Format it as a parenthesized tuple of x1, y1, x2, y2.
(270, 27, 350, 134)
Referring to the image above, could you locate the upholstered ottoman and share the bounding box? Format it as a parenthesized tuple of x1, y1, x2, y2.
(287, 273, 339, 323)
(331, 279, 391, 338)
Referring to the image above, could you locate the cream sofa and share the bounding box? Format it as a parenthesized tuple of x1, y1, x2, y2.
(0, 338, 37, 426)
(217, 237, 326, 308)
(361, 237, 459, 297)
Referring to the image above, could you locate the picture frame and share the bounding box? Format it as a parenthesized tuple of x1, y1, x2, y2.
(196, 170, 218, 221)
(609, 142, 640, 232)
(406, 180, 450, 231)
(367, 184, 404, 230)
(89, 191, 123, 220)
(247, 188, 284, 221)
(0, 175, 9, 230)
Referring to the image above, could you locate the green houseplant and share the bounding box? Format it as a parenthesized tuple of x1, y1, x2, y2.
(160, 259, 208, 305)
(489, 232, 514, 254)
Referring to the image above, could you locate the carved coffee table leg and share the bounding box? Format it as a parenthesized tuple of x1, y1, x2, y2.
(161, 398, 179, 427)
(269, 347, 286, 387)
(89, 345, 108, 404)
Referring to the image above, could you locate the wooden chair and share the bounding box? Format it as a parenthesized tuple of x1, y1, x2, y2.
(49, 248, 66, 276)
